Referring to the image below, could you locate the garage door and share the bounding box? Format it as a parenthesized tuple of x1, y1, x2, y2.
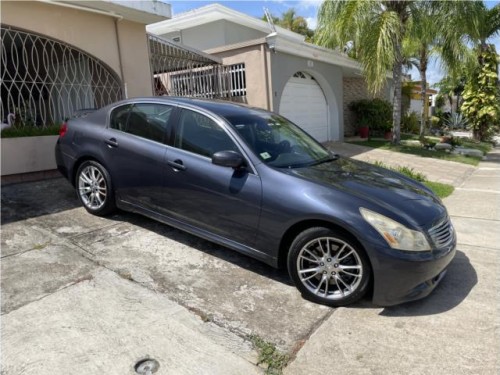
(279, 72, 329, 142)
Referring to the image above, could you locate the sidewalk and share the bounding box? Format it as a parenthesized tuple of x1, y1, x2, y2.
(285, 146, 500, 375)
(326, 141, 476, 187)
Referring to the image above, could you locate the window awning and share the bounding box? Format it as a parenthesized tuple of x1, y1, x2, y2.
(148, 33, 221, 74)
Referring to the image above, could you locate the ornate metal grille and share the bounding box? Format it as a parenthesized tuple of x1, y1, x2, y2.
(148, 33, 246, 100)
(1, 25, 123, 128)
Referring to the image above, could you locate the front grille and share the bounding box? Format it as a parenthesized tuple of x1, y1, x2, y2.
(428, 217, 454, 249)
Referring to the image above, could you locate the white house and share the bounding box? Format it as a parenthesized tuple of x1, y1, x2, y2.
(148, 4, 391, 141)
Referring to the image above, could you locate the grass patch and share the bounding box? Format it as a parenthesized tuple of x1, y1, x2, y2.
(0, 124, 60, 138)
(373, 161, 454, 199)
(460, 139, 493, 154)
(348, 135, 489, 166)
(250, 335, 289, 375)
(423, 181, 455, 199)
(32, 241, 51, 250)
(374, 161, 426, 181)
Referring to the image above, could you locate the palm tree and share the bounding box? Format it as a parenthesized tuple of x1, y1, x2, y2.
(434, 75, 466, 114)
(262, 9, 314, 41)
(316, 1, 418, 144)
(402, 2, 440, 137)
(441, 1, 500, 140)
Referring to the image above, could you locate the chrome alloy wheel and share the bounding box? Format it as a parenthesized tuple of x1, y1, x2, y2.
(297, 237, 363, 300)
(78, 165, 107, 210)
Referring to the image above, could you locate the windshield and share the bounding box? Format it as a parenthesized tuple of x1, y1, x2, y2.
(224, 112, 331, 168)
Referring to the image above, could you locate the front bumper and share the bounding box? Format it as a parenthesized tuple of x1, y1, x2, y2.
(369, 240, 456, 306)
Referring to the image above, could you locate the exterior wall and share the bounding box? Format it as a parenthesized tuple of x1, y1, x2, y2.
(223, 21, 267, 46)
(342, 77, 391, 136)
(210, 43, 270, 111)
(160, 21, 226, 50)
(270, 52, 344, 141)
(1, 1, 153, 98)
(343, 77, 373, 136)
(158, 21, 267, 51)
(1, 136, 58, 176)
(409, 99, 422, 115)
(116, 20, 154, 97)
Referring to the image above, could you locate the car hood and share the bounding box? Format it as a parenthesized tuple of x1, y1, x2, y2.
(283, 156, 446, 226)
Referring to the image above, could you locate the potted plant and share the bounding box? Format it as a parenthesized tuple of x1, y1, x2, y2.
(358, 119, 370, 138)
(382, 117, 393, 139)
(349, 98, 393, 139)
(348, 99, 371, 138)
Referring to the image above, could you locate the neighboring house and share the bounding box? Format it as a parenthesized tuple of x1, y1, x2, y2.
(407, 81, 437, 117)
(0, 0, 171, 126)
(148, 4, 390, 141)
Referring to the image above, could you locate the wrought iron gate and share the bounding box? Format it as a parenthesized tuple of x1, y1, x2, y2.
(148, 33, 246, 100)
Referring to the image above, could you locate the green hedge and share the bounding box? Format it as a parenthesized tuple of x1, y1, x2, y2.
(348, 98, 393, 132)
(0, 124, 60, 138)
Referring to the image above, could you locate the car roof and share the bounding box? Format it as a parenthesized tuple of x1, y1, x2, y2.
(122, 97, 271, 118)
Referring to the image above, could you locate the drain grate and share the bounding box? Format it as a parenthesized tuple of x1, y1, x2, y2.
(134, 358, 160, 375)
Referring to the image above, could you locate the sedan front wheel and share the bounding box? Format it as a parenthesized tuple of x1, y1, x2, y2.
(288, 227, 371, 307)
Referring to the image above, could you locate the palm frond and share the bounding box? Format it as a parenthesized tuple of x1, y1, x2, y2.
(360, 8, 401, 93)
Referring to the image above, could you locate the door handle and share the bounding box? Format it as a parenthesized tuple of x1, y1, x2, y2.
(105, 138, 118, 148)
(167, 159, 186, 171)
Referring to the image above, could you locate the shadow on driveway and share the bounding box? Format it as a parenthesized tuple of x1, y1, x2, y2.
(1, 178, 79, 225)
(105, 210, 294, 287)
(380, 250, 477, 317)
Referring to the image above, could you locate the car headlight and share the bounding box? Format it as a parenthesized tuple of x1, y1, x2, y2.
(360, 208, 431, 251)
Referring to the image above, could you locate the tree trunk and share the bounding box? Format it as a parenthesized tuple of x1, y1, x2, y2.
(419, 52, 428, 137)
(392, 59, 403, 145)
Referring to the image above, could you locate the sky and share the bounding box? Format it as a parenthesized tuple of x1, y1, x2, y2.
(165, 0, 500, 86)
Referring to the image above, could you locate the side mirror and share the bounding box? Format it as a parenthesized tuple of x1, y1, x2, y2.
(212, 150, 245, 169)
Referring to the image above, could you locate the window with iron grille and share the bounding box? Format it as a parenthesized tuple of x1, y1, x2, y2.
(228, 63, 246, 97)
(1, 25, 123, 127)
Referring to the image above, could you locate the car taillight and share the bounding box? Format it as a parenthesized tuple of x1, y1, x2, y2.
(59, 122, 67, 137)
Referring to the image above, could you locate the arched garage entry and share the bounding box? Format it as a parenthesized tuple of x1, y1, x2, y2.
(279, 71, 330, 142)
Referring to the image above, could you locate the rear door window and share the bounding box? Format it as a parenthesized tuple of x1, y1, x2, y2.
(109, 103, 173, 144)
(110, 104, 132, 131)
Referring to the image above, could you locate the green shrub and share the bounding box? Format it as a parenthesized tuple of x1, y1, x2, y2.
(401, 112, 420, 134)
(0, 124, 60, 138)
(430, 116, 440, 127)
(348, 98, 393, 132)
(444, 113, 468, 130)
(434, 94, 446, 109)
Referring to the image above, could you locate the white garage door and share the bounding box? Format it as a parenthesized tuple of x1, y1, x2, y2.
(279, 72, 329, 142)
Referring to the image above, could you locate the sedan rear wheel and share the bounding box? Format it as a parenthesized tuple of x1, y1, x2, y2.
(76, 160, 116, 216)
(288, 227, 371, 307)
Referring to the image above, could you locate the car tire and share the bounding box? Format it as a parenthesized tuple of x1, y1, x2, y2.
(288, 227, 371, 307)
(75, 160, 116, 216)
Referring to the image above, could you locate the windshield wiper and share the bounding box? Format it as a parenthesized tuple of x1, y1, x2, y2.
(278, 154, 339, 169)
(311, 154, 339, 166)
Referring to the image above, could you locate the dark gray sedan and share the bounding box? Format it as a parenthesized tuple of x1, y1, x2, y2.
(55, 97, 456, 307)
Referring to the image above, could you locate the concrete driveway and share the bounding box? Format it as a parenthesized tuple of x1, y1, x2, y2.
(1, 146, 499, 374)
(1, 178, 329, 374)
